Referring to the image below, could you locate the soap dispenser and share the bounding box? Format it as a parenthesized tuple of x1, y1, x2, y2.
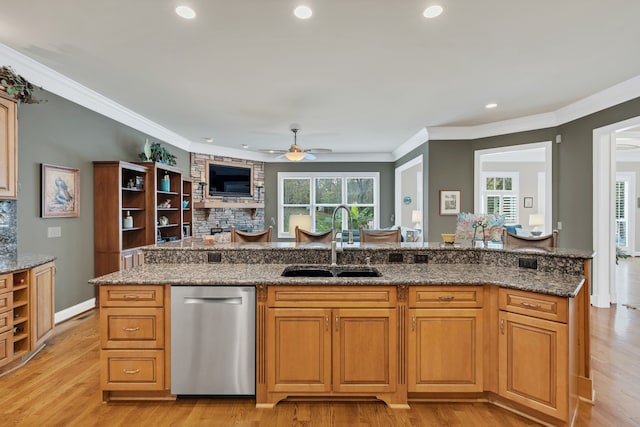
(123, 211, 133, 229)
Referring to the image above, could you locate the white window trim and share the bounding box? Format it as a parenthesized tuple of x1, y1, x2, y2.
(479, 172, 520, 224)
(277, 172, 380, 239)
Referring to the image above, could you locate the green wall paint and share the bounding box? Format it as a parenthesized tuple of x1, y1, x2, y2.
(16, 91, 189, 312)
(264, 162, 395, 240)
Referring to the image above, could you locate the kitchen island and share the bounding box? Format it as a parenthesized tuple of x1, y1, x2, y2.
(90, 241, 593, 427)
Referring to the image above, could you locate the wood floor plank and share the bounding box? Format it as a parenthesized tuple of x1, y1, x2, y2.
(3, 259, 640, 426)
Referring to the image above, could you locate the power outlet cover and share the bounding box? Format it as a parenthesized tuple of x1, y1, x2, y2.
(208, 252, 222, 263)
(414, 254, 428, 264)
(389, 253, 404, 263)
(518, 258, 538, 269)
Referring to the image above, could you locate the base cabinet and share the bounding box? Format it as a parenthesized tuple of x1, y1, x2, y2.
(30, 262, 55, 350)
(121, 249, 144, 271)
(498, 288, 571, 422)
(261, 286, 401, 407)
(408, 286, 484, 393)
(0, 263, 55, 373)
(99, 285, 170, 401)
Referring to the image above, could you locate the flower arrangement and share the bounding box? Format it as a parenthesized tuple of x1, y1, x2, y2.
(0, 66, 45, 104)
(139, 139, 177, 166)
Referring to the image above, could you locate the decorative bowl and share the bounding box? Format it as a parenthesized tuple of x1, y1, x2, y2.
(441, 233, 456, 244)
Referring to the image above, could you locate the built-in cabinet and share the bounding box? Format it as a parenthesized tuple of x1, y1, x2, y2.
(93, 161, 186, 277)
(498, 288, 572, 423)
(0, 262, 55, 373)
(408, 286, 484, 393)
(93, 161, 155, 277)
(262, 286, 401, 407)
(99, 285, 170, 401)
(0, 95, 18, 199)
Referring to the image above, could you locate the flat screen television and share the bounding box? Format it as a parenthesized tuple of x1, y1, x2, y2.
(207, 161, 253, 197)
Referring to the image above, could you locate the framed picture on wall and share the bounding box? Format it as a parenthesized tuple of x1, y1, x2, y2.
(41, 164, 80, 218)
(440, 190, 461, 216)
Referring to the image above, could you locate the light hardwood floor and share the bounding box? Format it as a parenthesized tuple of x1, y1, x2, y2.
(1, 261, 640, 426)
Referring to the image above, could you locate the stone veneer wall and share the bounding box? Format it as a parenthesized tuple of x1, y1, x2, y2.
(0, 200, 17, 257)
(190, 152, 265, 238)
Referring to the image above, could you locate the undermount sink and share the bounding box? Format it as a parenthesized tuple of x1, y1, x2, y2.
(281, 265, 382, 278)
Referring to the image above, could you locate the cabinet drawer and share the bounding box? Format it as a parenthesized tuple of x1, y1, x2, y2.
(0, 310, 10, 334)
(0, 292, 11, 313)
(0, 274, 10, 293)
(100, 286, 164, 307)
(101, 350, 164, 391)
(268, 286, 396, 308)
(100, 308, 164, 349)
(499, 288, 568, 323)
(410, 286, 483, 308)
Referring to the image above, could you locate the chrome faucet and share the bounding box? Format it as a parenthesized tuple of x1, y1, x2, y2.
(331, 205, 353, 265)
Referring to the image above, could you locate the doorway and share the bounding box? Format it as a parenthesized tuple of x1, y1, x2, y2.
(395, 156, 423, 242)
(592, 117, 640, 307)
(474, 141, 552, 234)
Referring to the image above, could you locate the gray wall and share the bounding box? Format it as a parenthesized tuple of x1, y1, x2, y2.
(264, 162, 396, 240)
(16, 91, 189, 311)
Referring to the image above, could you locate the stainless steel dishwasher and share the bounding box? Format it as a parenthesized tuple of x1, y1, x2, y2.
(171, 286, 255, 396)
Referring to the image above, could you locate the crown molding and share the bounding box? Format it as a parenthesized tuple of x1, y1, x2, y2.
(392, 128, 428, 160)
(4, 43, 640, 162)
(0, 44, 193, 152)
(425, 75, 640, 142)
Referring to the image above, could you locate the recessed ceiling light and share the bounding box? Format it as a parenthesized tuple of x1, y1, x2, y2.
(485, 103, 498, 109)
(423, 5, 443, 18)
(175, 5, 196, 19)
(204, 137, 214, 143)
(241, 144, 249, 149)
(294, 5, 313, 19)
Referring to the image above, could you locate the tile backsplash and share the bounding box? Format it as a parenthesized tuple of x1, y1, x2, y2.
(0, 200, 17, 257)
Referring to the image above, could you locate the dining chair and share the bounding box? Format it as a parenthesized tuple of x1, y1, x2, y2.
(359, 228, 401, 244)
(294, 226, 333, 243)
(502, 229, 558, 250)
(230, 226, 272, 243)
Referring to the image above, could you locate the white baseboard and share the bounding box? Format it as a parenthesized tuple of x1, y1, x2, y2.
(54, 298, 96, 324)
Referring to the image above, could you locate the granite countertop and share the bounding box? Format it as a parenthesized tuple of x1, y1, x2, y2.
(88, 262, 585, 298)
(142, 239, 595, 259)
(0, 253, 57, 274)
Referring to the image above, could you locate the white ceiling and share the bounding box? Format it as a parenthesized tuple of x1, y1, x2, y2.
(2, 1, 640, 160)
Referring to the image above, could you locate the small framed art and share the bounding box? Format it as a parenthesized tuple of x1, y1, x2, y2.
(440, 190, 461, 216)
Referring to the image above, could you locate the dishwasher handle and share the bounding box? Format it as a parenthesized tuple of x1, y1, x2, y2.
(183, 296, 243, 305)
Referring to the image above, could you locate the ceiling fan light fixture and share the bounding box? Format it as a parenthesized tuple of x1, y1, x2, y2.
(285, 151, 306, 161)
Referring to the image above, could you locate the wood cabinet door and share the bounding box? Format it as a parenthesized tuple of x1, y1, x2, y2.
(30, 262, 55, 350)
(267, 308, 332, 393)
(499, 311, 568, 420)
(408, 308, 483, 392)
(332, 308, 396, 393)
(0, 97, 17, 199)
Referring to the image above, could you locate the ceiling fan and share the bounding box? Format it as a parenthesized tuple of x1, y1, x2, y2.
(260, 125, 332, 161)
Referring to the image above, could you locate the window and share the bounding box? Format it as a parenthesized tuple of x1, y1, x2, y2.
(278, 172, 379, 238)
(480, 173, 519, 224)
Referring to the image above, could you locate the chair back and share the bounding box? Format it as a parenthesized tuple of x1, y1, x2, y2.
(502, 229, 558, 250)
(295, 226, 333, 243)
(359, 228, 401, 244)
(231, 226, 272, 243)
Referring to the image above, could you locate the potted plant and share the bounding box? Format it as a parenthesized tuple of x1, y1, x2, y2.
(0, 66, 45, 104)
(139, 139, 177, 166)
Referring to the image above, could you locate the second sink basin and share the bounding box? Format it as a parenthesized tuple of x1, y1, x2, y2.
(282, 265, 382, 278)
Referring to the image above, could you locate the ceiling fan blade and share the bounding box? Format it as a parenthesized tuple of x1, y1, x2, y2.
(304, 152, 316, 160)
(306, 148, 332, 154)
(259, 148, 287, 154)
